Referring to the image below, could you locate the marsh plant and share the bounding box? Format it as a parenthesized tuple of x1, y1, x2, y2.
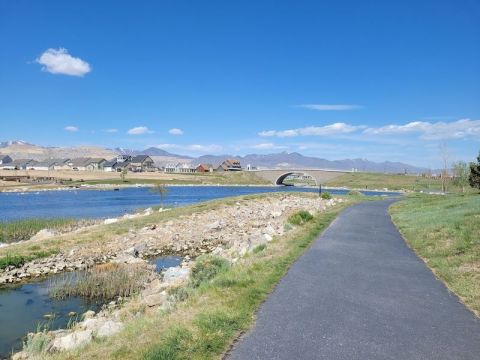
(49, 263, 151, 301)
(0, 218, 76, 243)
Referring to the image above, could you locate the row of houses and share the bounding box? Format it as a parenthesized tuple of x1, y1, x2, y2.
(0, 155, 243, 173)
(164, 159, 242, 173)
(0, 155, 155, 172)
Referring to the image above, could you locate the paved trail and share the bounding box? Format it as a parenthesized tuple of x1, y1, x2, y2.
(227, 200, 480, 360)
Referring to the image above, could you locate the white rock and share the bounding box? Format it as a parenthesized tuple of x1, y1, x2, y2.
(162, 266, 190, 286)
(51, 329, 93, 351)
(30, 229, 56, 241)
(263, 234, 273, 242)
(96, 320, 124, 337)
(104, 218, 118, 224)
(83, 310, 95, 319)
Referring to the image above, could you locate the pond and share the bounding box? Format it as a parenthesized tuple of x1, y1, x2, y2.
(0, 256, 181, 358)
(0, 186, 398, 223)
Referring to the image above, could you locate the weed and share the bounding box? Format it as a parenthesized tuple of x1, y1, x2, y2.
(288, 210, 314, 225)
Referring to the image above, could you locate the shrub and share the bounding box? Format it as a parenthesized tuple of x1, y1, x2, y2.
(189, 255, 230, 288)
(348, 190, 363, 196)
(320, 192, 332, 200)
(288, 210, 314, 226)
(0, 254, 28, 269)
(23, 330, 52, 356)
(49, 263, 151, 301)
(253, 244, 266, 253)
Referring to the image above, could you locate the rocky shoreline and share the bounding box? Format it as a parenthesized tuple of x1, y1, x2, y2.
(3, 194, 344, 359)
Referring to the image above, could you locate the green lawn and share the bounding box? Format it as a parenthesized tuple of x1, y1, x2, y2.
(390, 193, 480, 315)
(327, 172, 468, 192)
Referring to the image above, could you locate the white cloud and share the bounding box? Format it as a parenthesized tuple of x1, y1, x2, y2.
(259, 123, 364, 138)
(105, 128, 118, 133)
(168, 128, 184, 135)
(155, 143, 223, 153)
(64, 125, 79, 132)
(298, 104, 362, 111)
(364, 118, 480, 140)
(127, 126, 154, 135)
(36, 48, 91, 77)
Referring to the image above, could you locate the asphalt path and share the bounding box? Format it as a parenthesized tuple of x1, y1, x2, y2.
(227, 199, 480, 360)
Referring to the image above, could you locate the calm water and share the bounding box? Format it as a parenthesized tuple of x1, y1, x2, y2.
(0, 186, 398, 223)
(0, 256, 181, 358)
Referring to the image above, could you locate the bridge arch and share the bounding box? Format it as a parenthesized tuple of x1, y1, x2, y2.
(275, 171, 318, 186)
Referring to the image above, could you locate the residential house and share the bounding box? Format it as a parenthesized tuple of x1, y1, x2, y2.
(0, 155, 12, 165)
(51, 159, 71, 171)
(129, 155, 155, 172)
(116, 155, 132, 163)
(164, 163, 178, 173)
(196, 163, 213, 173)
(103, 160, 118, 172)
(30, 160, 55, 171)
(177, 163, 196, 173)
(216, 159, 242, 172)
(68, 158, 106, 171)
(0, 159, 35, 170)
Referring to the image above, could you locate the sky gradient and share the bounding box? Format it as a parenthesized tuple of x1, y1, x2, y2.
(0, 0, 479, 167)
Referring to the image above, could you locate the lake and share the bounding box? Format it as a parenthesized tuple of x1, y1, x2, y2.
(0, 186, 398, 223)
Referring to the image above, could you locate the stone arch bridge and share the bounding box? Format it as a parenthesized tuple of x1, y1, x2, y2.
(249, 169, 349, 186)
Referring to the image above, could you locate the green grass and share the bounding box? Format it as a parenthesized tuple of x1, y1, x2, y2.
(0, 218, 77, 243)
(0, 250, 58, 270)
(327, 172, 470, 192)
(46, 197, 353, 360)
(287, 210, 314, 225)
(390, 193, 480, 315)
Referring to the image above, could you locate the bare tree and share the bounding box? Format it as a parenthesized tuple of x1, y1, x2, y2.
(451, 161, 469, 193)
(150, 184, 168, 207)
(439, 141, 449, 193)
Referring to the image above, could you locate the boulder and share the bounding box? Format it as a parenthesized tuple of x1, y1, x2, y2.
(30, 229, 56, 242)
(144, 292, 167, 307)
(51, 329, 93, 351)
(96, 320, 124, 337)
(162, 267, 190, 286)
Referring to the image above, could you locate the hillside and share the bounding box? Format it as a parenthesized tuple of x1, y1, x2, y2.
(0, 141, 428, 174)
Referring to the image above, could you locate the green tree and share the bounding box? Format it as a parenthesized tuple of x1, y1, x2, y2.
(150, 184, 168, 207)
(469, 151, 480, 190)
(451, 161, 469, 193)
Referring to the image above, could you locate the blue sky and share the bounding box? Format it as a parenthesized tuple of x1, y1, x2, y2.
(0, 0, 479, 167)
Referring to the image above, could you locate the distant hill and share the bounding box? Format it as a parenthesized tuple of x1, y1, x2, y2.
(0, 141, 116, 161)
(194, 152, 429, 174)
(0, 140, 429, 174)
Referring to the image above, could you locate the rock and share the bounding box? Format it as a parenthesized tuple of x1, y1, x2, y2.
(96, 320, 124, 337)
(68, 311, 77, 317)
(51, 329, 93, 351)
(30, 229, 56, 241)
(104, 218, 118, 225)
(162, 267, 190, 286)
(144, 292, 167, 307)
(263, 234, 273, 242)
(83, 310, 95, 319)
(12, 351, 28, 360)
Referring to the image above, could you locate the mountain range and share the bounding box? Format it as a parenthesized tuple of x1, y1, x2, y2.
(0, 141, 429, 173)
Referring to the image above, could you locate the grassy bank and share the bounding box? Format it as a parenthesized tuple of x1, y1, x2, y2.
(0, 192, 323, 269)
(0, 218, 77, 244)
(43, 200, 353, 360)
(327, 172, 468, 192)
(390, 193, 480, 315)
